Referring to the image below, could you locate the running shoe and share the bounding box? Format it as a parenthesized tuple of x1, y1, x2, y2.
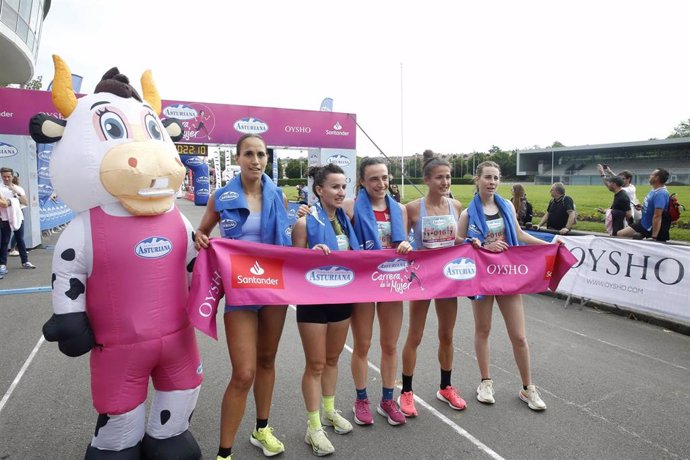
(376, 399, 406, 426)
(397, 390, 418, 417)
(321, 409, 353, 434)
(9, 249, 19, 257)
(519, 384, 547, 411)
(476, 379, 495, 404)
(216, 456, 232, 460)
(304, 427, 334, 456)
(0, 265, 7, 276)
(22, 262, 36, 269)
(352, 398, 374, 426)
(437, 385, 467, 410)
(250, 426, 285, 457)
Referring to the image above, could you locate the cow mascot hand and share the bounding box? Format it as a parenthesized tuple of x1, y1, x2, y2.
(30, 55, 203, 460)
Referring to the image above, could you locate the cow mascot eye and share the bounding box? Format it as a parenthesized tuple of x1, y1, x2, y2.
(98, 109, 128, 140)
(145, 113, 163, 140)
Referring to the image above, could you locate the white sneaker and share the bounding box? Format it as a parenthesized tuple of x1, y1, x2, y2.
(9, 249, 19, 257)
(476, 379, 495, 404)
(304, 427, 334, 456)
(519, 384, 547, 411)
(321, 409, 352, 434)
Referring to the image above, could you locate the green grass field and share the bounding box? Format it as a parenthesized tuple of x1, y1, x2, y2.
(286, 183, 690, 241)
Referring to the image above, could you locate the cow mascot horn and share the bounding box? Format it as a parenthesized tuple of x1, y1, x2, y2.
(30, 55, 202, 460)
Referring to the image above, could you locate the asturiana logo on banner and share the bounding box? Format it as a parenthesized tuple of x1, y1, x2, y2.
(325, 121, 350, 137)
(234, 117, 269, 134)
(0, 142, 18, 158)
(38, 149, 52, 162)
(135, 236, 173, 259)
(232, 255, 284, 289)
(37, 166, 51, 180)
(306, 265, 355, 287)
(219, 191, 239, 202)
(183, 156, 204, 167)
(327, 154, 351, 167)
(377, 258, 408, 273)
(444, 258, 477, 280)
(163, 104, 198, 120)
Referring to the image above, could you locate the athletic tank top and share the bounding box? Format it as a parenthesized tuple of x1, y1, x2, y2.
(413, 197, 457, 249)
(330, 216, 350, 251)
(240, 212, 261, 243)
(373, 209, 392, 248)
(484, 212, 506, 245)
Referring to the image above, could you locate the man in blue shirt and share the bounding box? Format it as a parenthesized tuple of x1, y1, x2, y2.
(617, 168, 671, 241)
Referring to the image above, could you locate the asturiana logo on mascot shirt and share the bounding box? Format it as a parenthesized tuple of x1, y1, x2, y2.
(0, 142, 18, 158)
(443, 258, 477, 280)
(232, 255, 284, 289)
(306, 265, 355, 287)
(219, 191, 240, 202)
(234, 117, 269, 134)
(163, 104, 198, 120)
(327, 154, 351, 167)
(38, 149, 52, 162)
(135, 236, 173, 259)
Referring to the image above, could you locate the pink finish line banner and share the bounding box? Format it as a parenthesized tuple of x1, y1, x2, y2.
(188, 239, 577, 339)
(0, 87, 356, 149)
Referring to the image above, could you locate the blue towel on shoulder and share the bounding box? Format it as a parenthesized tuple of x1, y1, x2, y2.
(306, 203, 360, 251)
(214, 173, 290, 245)
(466, 193, 518, 246)
(352, 187, 406, 249)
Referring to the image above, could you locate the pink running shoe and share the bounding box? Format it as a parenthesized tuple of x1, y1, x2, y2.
(397, 390, 418, 417)
(353, 398, 374, 425)
(437, 385, 467, 410)
(376, 399, 407, 426)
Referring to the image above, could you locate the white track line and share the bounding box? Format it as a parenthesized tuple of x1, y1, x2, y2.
(0, 335, 45, 415)
(288, 305, 504, 459)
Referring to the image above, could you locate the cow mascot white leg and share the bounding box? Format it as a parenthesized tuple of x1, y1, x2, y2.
(31, 55, 203, 460)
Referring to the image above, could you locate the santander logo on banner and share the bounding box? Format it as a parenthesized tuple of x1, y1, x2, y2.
(232, 255, 284, 289)
(325, 121, 350, 137)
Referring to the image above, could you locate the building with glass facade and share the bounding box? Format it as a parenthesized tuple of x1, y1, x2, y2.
(0, 0, 51, 84)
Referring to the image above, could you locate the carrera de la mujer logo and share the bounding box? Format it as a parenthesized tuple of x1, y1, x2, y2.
(231, 255, 284, 289)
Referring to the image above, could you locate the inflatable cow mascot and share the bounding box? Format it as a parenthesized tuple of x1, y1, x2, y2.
(30, 56, 203, 460)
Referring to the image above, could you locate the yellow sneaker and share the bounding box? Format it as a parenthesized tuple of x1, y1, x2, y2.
(250, 426, 285, 457)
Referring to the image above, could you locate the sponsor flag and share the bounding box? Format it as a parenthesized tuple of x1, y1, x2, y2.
(320, 97, 333, 112)
(188, 239, 576, 338)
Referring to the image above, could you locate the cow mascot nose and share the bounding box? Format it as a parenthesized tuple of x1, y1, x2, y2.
(30, 55, 202, 460)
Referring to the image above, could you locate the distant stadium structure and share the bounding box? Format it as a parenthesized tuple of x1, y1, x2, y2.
(517, 137, 690, 185)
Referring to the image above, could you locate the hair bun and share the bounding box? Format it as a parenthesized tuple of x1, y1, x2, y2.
(422, 149, 435, 161)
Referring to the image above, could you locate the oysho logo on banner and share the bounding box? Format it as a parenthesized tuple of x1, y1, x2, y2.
(305, 265, 355, 287)
(163, 104, 198, 120)
(0, 142, 18, 158)
(232, 255, 284, 289)
(284, 125, 312, 133)
(443, 258, 477, 280)
(135, 236, 173, 259)
(234, 117, 269, 134)
(327, 154, 351, 167)
(325, 121, 350, 136)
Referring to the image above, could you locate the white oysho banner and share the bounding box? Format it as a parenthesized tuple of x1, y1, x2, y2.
(557, 235, 690, 325)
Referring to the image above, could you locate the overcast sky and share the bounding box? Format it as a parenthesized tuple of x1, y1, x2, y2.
(34, 0, 690, 157)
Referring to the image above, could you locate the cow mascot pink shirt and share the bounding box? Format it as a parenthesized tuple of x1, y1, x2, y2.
(30, 56, 203, 460)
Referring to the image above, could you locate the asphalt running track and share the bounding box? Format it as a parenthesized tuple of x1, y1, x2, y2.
(1, 198, 689, 459)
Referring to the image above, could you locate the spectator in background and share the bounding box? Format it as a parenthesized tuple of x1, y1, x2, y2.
(1, 167, 37, 276)
(511, 184, 533, 228)
(617, 168, 671, 242)
(535, 182, 576, 235)
(296, 184, 308, 204)
(598, 164, 640, 223)
(596, 176, 631, 236)
(389, 182, 401, 202)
